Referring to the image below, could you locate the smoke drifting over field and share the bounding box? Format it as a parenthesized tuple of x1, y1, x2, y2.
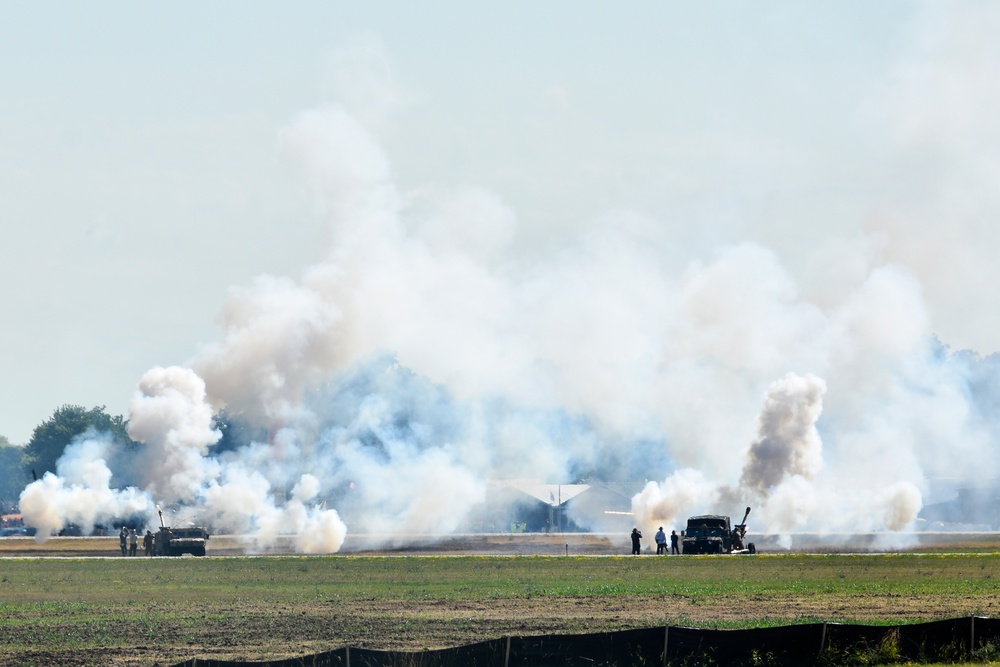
(18, 17, 1000, 549)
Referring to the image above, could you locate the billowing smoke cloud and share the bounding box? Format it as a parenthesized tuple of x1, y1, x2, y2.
(20, 20, 1000, 549)
(633, 367, 929, 541)
(128, 366, 222, 504)
(22, 368, 346, 552)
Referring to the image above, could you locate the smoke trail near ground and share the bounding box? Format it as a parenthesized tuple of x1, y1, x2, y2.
(21, 368, 347, 552)
(19, 433, 152, 539)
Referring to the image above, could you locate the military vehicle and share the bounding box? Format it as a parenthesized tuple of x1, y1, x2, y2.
(681, 506, 755, 554)
(152, 508, 209, 557)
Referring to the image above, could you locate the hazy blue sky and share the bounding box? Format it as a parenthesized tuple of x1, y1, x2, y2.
(4, 2, 1000, 444)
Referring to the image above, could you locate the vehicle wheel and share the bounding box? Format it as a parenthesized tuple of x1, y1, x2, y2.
(747, 543, 756, 554)
(193, 546, 206, 557)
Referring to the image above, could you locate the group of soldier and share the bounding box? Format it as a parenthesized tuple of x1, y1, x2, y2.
(633, 524, 747, 554)
(654, 526, 681, 555)
(118, 526, 154, 556)
(630, 526, 682, 555)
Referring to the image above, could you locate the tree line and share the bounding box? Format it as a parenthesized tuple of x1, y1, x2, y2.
(0, 405, 249, 509)
(0, 405, 135, 506)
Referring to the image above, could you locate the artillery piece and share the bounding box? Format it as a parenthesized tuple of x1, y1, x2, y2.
(152, 507, 209, 557)
(681, 506, 756, 555)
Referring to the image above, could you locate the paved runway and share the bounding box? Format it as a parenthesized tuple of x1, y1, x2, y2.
(1, 530, 998, 558)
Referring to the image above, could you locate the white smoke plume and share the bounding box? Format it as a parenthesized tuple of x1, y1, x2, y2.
(128, 366, 222, 504)
(20, 433, 152, 541)
(241, 474, 347, 554)
(186, 104, 945, 545)
(126, 367, 347, 551)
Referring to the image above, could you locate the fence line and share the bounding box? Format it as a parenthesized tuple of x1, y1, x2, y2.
(172, 616, 1000, 667)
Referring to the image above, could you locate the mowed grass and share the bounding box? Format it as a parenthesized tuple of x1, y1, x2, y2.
(2, 553, 998, 601)
(1, 554, 1000, 665)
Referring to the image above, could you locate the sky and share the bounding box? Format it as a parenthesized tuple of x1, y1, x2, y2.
(4, 3, 1000, 547)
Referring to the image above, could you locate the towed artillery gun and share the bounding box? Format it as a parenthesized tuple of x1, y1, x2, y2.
(152, 508, 209, 557)
(681, 506, 756, 555)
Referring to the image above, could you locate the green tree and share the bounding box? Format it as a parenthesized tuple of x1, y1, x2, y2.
(0, 436, 29, 506)
(22, 405, 133, 479)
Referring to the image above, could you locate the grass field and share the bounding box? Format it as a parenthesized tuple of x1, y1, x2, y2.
(2, 553, 1000, 666)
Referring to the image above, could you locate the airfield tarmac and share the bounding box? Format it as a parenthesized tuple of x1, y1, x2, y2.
(1, 530, 998, 557)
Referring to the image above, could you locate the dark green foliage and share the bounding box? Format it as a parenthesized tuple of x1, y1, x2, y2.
(22, 405, 134, 479)
(972, 639, 1000, 662)
(0, 436, 28, 504)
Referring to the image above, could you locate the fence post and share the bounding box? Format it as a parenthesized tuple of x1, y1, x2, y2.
(663, 626, 669, 667)
(819, 622, 828, 655)
(971, 616, 975, 659)
(504, 635, 511, 667)
(345, 646, 350, 667)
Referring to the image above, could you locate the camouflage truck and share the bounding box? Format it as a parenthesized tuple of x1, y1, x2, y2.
(152, 509, 209, 557)
(681, 507, 755, 554)
(152, 526, 209, 556)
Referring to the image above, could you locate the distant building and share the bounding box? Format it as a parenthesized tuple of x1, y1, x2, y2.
(919, 483, 1000, 530)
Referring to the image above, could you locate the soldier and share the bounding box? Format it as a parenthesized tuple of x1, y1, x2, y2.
(630, 528, 642, 555)
(129, 529, 138, 556)
(654, 527, 666, 555)
(670, 530, 680, 555)
(119, 526, 127, 556)
(143, 530, 154, 556)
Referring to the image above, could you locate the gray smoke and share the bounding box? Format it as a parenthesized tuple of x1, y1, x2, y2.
(739, 373, 826, 496)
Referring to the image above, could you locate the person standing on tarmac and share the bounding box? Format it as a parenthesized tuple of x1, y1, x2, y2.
(671, 529, 680, 555)
(129, 529, 138, 556)
(654, 527, 666, 555)
(143, 530, 154, 556)
(630, 527, 643, 555)
(119, 526, 127, 556)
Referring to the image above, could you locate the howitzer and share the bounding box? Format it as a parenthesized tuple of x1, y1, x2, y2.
(730, 507, 751, 551)
(734, 506, 751, 539)
(152, 505, 209, 557)
(681, 506, 756, 554)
